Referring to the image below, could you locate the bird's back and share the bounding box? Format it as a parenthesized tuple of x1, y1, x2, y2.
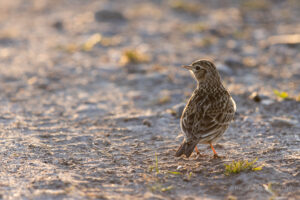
(180, 86, 235, 143)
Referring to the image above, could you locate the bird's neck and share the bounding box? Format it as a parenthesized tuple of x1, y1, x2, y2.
(196, 79, 225, 93)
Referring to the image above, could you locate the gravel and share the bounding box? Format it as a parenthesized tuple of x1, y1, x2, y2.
(0, 0, 299, 199)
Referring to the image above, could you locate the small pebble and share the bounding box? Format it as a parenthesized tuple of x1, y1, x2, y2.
(94, 10, 127, 22)
(249, 92, 269, 103)
(271, 117, 298, 127)
(142, 119, 152, 127)
(151, 135, 163, 141)
(52, 20, 63, 30)
(171, 103, 185, 118)
(261, 99, 274, 105)
(249, 92, 261, 102)
(224, 57, 243, 69)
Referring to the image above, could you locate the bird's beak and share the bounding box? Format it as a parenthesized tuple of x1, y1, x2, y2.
(182, 65, 193, 70)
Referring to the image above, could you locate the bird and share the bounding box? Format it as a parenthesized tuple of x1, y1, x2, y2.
(175, 59, 236, 158)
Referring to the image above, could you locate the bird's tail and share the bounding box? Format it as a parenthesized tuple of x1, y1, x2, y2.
(175, 140, 198, 158)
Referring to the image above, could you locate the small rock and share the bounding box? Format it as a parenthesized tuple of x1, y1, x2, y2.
(151, 135, 163, 141)
(125, 64, 147, 74)
(249, 92, 269, 103)
(142, 119, 152, 127)
(261, 99, 274, 105)
(171, 103, 185, 118)
(209, 28, 223, 36)
(292, 73, 300, 80)
(177, 165, 183, 170)
(0, 37, 15, 46)
(251, 93, 261, 102)
(271, 117, 298, 127)
(52, 20, 64, 31)
(224, 57, 243, 69)
(94, 10, 127, 22)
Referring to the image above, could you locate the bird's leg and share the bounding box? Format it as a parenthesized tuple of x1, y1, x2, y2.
(209, 143, 220, 158)
(194, 146, 206, 158)
(195, 146, 200, 155)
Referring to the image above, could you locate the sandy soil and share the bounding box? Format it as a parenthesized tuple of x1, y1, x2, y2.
(0, 0, 299, 199)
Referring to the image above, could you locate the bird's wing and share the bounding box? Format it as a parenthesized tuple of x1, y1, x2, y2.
(180, 90, 207, 140)
(181, 91, 235, 140)
(206, 95, 236, 125)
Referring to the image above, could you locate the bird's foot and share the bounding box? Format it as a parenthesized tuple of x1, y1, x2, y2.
(209, 143, 223, 159)
(194, 146, 203, 157)
(213, 154, 223, 159)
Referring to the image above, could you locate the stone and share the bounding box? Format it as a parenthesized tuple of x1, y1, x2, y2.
(95, 10, 127, 22)
(261, 99, 275, 106)
(171, 103, 185, 118)
(52, 20, 64, 31)
(224, 57, 243, 69)
(142, 119, 152, 127)
(271, 117, 298, 127)
(249, 92, 269, 103)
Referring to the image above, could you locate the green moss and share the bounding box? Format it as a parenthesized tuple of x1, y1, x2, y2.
(224, 158, 263, 175)
(273, 90, 289, 99)
(150, 184, 174, 192)
(273, 89, 300, 101)
(167, 171, 182, 175)
(161, 185, 173, 192)
(120, 49, 150, 65)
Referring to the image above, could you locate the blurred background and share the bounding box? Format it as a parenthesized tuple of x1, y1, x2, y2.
(0, 0, 299, 199)
(0, 0, 299, 97)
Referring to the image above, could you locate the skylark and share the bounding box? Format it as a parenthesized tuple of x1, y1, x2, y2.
(175, 59, 236, 158)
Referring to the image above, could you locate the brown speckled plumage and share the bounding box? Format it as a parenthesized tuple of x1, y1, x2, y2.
(175, 59, 236, 158)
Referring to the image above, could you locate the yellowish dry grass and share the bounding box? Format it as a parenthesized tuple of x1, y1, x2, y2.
(120, 49, 150, 65)
(225, 158, 263, 175)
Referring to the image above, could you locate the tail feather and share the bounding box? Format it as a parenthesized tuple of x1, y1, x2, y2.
(175, 140, 198, 158)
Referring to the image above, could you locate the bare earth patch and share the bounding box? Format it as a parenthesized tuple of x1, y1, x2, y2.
(0, 0, 299, 199)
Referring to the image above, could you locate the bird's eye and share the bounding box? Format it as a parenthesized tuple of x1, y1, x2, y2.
(195, 66, 200, 70)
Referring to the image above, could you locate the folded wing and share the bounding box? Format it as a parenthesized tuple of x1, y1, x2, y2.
(181, 91, 235, 142)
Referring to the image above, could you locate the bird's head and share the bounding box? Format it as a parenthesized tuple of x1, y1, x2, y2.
(182, 59, 221, 84)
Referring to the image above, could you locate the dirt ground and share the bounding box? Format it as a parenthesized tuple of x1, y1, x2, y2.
(0, 0, 299, 199)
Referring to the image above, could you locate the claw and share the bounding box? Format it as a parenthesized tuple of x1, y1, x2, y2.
(213, 154, 221, 159)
